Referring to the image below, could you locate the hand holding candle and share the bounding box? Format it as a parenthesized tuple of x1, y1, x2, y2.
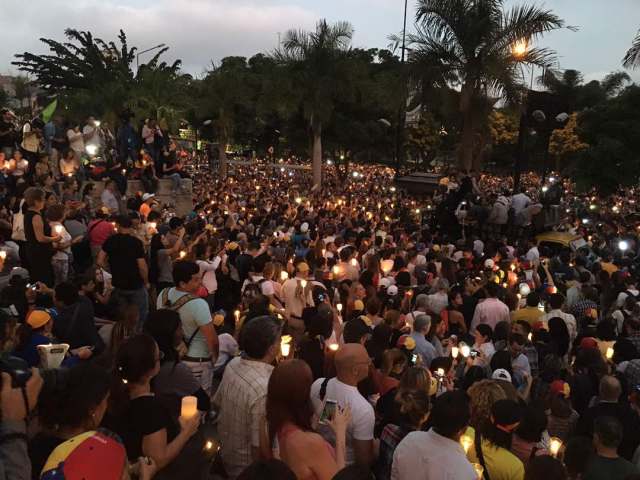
(181, 396, 198, 419)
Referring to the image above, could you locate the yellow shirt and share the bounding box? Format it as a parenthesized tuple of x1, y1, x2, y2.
(464, 427, 525, 480)
(511, 306, 544, 328)
(601, 262, 619, 275)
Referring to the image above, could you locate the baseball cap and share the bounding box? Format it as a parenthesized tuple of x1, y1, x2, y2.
(142, 193, 155, 201)
(300, 222, 309, 233)
(396, 335, 416, 351)
(387, 285, 399, 296)
(353, 299, 365, 312)
(492, 368, 512, 383)
(579, 337, 598, 350)
(549, 380, 571, 398)
(491, 399, 522, 431)
(342, 316, 372, 344)
(9, 267, 29, 281)
(40, 430, 127, 480)
(26, 310, 52, 330)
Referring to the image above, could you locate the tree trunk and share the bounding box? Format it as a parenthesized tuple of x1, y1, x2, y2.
(458, 83, 474, 172)
(218, 147, 228, 179)
(312, 120, 322, 189)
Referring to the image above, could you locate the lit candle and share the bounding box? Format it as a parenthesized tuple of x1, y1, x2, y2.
(281, 342, 291, 357)
(181, 396, 198, 419)
(328, 343, 339, 351)
(332, 265, 340, 276)
(460, 345, 471, 358)
(149, 222, 157, 230)
(549, 437, 563, 457)
(473, 463, 484, 480)
(451, 346, 459, 358)
(337, 303, 343, 313)
(528, 332, 533, 342)
(234, 310, 240, 324)
(280, 271, 289, 281)
(54, 225, 63, 235)
(121, 169, 126, 175)
(300, 279, 307, 289)
(460, 435, 473, 454)
(179, 250, 187, 259)
(606, 347, 614, 360)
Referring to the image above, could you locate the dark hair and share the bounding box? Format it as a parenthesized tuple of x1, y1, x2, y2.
(38, 363, 110, 430)
(563, 436, 594, 478)
(462, 366, 487, 391)
(144, 309, 181, 364)
(108, 304, 139, 356)
(490, 350, 513, 377)
(267, 360, 314, 445)
(594, 415, 624, 448)
(515, 320, 532, 334)
(110, 334, 158, 415)
(239, 315, 281, 359)
(172, 260, 199, 287)
(510, 333, 526, 347)
(481, 399, 520, 450)
(494, 321, 510, 343)
(396, 389, 431, 428)
(548, 317, 570, 358)
(45, 203, 65, 222)
(526, 292, 541, 308)
(524, 456, 567, 480)
(430, 391, 470, 438)
(55, 282, 79, 306)
(237, 459, 296, 480)
(476, 324, 493, 341)
(24, 187, 45, 207)
(548, 293, 564, 310)
(515, 404, 547, 442)
(169, 217, 184, 230)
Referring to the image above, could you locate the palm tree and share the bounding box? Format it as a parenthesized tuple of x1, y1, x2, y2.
(410, 0, 568, 171)
(273, 19, 353, 188)
(623, 29, 640, 68)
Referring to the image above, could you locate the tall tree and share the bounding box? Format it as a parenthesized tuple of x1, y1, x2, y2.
(12, 76, 31, 112)
(273, 19, 354, 188)
(409, 0, 567, 171)
(13, 29, 182, 121)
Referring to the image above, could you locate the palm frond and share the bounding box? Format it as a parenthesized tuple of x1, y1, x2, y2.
(623, 29, 640, 69)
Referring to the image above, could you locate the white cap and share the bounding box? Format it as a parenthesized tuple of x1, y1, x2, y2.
(484, 259, 495, 269)
(142, 193, 155, 201)
(387, 285, 398, 296)
(300, 222, 309, 233)
(492, 368, 512, 383)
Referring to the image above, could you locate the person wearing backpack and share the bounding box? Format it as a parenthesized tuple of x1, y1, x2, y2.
(156, 260, 219, 395)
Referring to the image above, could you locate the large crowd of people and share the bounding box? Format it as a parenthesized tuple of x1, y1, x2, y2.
(1, 108, 640, 480)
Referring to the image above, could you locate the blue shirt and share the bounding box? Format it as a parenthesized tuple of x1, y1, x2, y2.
(410, 331, 437, 367)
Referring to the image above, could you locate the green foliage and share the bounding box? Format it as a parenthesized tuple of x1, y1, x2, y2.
(573, 85, 640, 194)
(13, 29, 185, 123)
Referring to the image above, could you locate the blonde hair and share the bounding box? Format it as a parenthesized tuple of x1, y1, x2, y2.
(467, 380, 507, 430)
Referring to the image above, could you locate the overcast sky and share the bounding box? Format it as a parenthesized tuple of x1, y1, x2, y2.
(1, 0, 639, 83)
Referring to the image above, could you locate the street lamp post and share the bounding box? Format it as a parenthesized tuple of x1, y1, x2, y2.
(136, 43, 166, 71)
(512, 39, 529, 194)
(394, 0, 409, 179)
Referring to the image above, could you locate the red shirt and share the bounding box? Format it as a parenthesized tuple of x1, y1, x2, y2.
(88, 219, 115, 247)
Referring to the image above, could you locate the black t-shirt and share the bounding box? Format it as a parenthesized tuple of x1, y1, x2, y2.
(102, 233, 146, 290)
(108, 395, 178, 461)
(0, 119, 15, 148)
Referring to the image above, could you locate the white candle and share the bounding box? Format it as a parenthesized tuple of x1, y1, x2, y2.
(300, 279, 307, 289)
(234, 310, 240, 324)
(451, 346, 459, 358)
(337, 303, 343, 313)
(54, 225, 63, 234)
(179, 250, 187, 259)
(350, 258, 357, 267)
(460, 345, 471, 358)
(281, 342, 290, 357)
(181, 396, 198, 419)
(328, 343, 339, 351)
(473, 463, 484, 480)
(280, 271, 289, 281)
(606, 347, 614, 360)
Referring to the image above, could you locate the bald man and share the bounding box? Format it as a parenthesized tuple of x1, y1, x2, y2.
(574, 375, 640, 460)
(309, 344, 375, 467)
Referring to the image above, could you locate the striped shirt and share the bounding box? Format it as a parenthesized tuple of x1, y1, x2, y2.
(213, 357, 274, 479)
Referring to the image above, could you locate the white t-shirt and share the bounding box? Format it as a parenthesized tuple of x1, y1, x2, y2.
(197, 257, 221, 293)
(309, 378, 374, 465)
(214, 333, 239, 369)
(83, 125, 101, 149)
(525, 246, 540, 263)
(67, 128, 84, 152)
(50, 222, 71, 260)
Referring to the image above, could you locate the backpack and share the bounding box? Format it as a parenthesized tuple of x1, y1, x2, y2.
(160, 288, 201, 348)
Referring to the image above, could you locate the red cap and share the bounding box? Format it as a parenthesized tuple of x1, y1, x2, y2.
(580, 337, 598, 350)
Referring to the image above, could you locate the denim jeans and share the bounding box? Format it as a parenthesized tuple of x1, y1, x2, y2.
(112, 287, 149, 330)
(165, 173, 181, 192)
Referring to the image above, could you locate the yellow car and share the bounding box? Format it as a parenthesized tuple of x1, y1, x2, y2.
(536, 232, 587, 252)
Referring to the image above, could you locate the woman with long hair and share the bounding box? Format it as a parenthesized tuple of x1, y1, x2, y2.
(266, 360, 348, 480)
(143, 309, 211, 416)
(106, 334, 199, 471)
(548, 317, 571, 365)
(375, 366, 432, 437)
(467, 399, 525, 479)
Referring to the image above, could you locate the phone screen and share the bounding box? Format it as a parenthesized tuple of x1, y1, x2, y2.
(412, 354, 418, 363)
(319, 400, 337, 425)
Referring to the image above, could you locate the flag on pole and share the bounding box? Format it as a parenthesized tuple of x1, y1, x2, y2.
(42, 98, 57, 123)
